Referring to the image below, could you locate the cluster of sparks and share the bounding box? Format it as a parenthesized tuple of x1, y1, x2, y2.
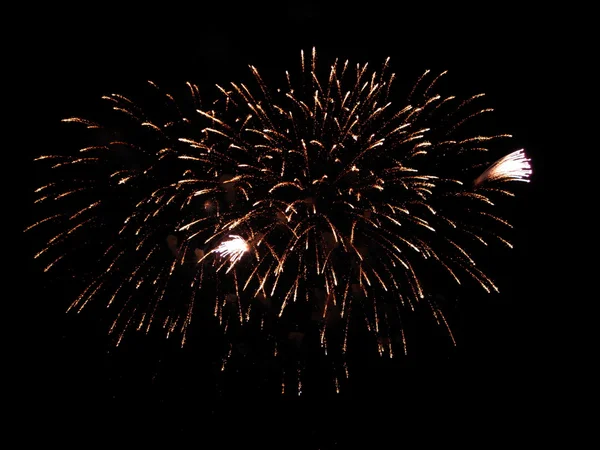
(29, 48, 531, 393)
(474, 149, 532, 186)
(214, 235, 250, 267)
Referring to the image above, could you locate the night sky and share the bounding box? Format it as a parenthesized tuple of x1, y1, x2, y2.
(20, 2, 577, 447)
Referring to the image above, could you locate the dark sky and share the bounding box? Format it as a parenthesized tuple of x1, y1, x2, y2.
(19, 2, 580, 447)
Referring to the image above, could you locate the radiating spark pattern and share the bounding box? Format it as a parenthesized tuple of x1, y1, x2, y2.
(474, 149, 532, 186)
(29, 49, 531, 393)
(214, 235, 249, 266)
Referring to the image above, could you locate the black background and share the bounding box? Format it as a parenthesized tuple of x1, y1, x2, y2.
(18, 2, 584, 447)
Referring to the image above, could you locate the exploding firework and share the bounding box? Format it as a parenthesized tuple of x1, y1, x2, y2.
(213, 235, 250, 268)
(474, 149, 532, 186)
(29, 48, 531, 392)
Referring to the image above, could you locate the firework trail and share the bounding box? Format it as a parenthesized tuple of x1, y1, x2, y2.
(474, 149, 532, 186)
(29, 48, 531, 392)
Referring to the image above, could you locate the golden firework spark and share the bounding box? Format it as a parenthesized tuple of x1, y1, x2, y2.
(29, 48, 532, 393)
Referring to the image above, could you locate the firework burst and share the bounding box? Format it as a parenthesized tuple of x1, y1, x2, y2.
(29, 48, 531, 392)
